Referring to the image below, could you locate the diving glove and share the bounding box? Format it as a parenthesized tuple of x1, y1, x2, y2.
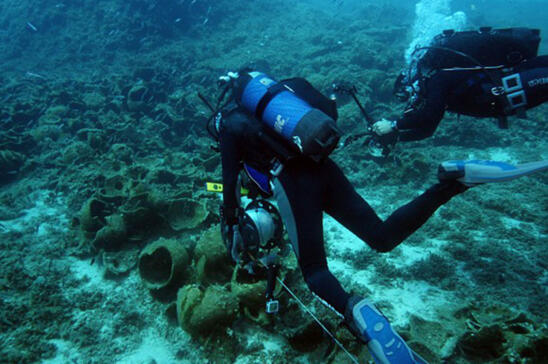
(221, 223, 244, 263)
(372, 119, 397, 136)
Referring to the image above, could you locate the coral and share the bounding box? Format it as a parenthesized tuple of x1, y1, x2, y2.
(82, 92, 107, 109)
(109, 144, 134, 165)
(406, 253, 456, 284)
(61, 141, 95, 165)
(38, 105, 68, 125)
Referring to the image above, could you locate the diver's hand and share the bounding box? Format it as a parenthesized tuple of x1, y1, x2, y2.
(372, 119, 397, 135)
(222, 223, 244, 263)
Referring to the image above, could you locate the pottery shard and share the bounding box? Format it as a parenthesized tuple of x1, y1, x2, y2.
(0, 150, 25, 173)
(176, 284, 238, 336)
(138, 237, 189, 290)
(457, 325, 506, 360)
(164, 198, 208, 231)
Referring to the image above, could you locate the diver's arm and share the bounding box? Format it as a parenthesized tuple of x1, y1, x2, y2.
(219, 117, 248, 263)
(219, 128, 242, 224)
(396, 75, 448, 142)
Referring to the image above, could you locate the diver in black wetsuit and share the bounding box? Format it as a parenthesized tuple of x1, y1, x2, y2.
(373, 28, 548, 142)
(216, 70, 467, 363)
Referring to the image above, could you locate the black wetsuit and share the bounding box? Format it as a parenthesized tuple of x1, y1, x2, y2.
(397, 55, 548, 141)
(220, 107, 466, 315)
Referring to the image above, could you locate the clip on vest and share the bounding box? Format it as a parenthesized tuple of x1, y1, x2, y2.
(502, 73, 528, 110)
(270, 160, 284, 177)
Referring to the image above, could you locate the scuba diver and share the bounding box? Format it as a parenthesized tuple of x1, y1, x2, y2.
(203, 69, 548, 363)
(208, 69, 466, 363)
(372, 27, 548, 142)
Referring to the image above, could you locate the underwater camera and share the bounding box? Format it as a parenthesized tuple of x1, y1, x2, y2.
(239, 199, 284, 256)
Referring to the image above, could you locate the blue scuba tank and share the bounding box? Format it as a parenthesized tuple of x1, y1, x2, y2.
(234, 71, 340, 162)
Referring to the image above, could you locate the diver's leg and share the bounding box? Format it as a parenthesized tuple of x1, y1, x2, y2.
(322, 158, 465, 252)
(320, 160, 432, 363)
(273, 159, 350, 314)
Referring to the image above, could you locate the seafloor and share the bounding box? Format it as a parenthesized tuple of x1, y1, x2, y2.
(0, 1, 546, 363)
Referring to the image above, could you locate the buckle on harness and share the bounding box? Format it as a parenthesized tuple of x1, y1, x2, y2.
(266, 299, 279, 314)
(502, 73, 523, 93)
(214, 112, 223, 133)
(491, 86, 505, 96)
(270, 160, 284, 177)
(292, 136, 303, 153)
(506, 90, 528, 109)
(498, 73, 528, 112)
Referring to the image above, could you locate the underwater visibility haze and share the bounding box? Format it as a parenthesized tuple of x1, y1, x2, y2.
(0, 0, 546, 363)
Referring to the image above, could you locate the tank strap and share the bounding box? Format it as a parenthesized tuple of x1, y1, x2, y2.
(254, 82, 293, 120)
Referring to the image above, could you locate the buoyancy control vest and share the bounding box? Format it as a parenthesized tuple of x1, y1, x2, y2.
(417, 27, 541, 72)
(233, 71, 341, 163)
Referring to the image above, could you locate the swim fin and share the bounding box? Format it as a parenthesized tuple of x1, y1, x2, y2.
(438, 159, 548, 186)
(348, 298, 429, 364)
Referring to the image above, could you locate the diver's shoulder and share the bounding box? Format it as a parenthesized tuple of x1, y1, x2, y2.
(222, 106, 256, 135)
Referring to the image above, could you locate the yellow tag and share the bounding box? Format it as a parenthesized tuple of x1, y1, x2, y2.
(206, 182, 224, 192)
(206, 182, 249, 195)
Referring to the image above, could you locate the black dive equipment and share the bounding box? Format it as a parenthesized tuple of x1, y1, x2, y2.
(198, 78, 235, 148)
(398, 27, 541, 129)
(417, 27, 541, 73)
(400, 27, 541, 100)
(331, 83, 396, 157)
(233, 71, 341, 163)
